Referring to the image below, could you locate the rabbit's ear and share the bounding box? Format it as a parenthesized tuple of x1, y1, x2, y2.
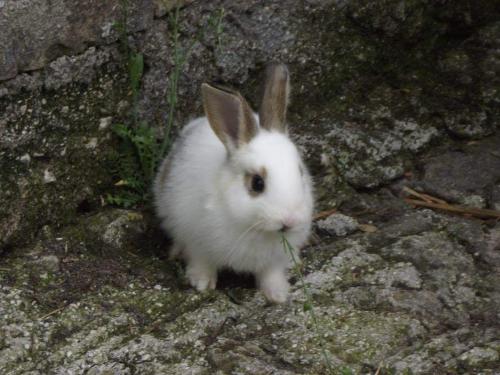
(202, 83, 258, 151)
(259, 63, 290, 133)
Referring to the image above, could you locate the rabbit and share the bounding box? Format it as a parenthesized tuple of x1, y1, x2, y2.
(153, 64, 313, 303)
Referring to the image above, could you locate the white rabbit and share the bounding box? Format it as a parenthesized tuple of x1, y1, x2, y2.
(154, 64, 313, 303)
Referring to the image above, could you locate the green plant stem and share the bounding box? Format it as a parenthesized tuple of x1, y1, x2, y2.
(109, 5, 225, 208)
(158, 6, 225, 168)
(281, 235, 334, 373)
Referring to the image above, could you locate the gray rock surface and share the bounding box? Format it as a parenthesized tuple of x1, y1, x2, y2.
(1, 0, 500, 374)
(1, 191, 499, 373)
(2, 0, 500, 248)
(317, 213, 359, 237)
(419, 135, 500, 207)
(0, 0, 154, 81)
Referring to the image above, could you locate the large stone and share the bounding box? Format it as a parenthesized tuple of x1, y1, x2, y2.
(323, 119, 439, 188)
(1, 197, 498, 373)
(419, 135, 500, 206)
(0, 0, 154, 81)
(0, 2, 499, 373)
(316, 213, 359, 237)
(0, 52, 126, 249)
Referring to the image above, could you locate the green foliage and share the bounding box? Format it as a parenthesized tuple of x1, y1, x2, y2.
(339, 367, 354, 375)
(107, 123, 158, 207)
(107, 5, 225, 209)
(158, 6, 225, 161)
(208, 7, 225, 50)
(106, 191, 143, 209)
(128, 52, 144, 99)
(107, 14, 152, 207)
(158, 6, 182, 163)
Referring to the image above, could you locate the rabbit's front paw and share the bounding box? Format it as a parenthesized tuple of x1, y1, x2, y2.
(186, 262, 217, 291)
(259, 269, 289, 304)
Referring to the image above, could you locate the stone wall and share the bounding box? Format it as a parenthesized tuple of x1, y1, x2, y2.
(1, 0, 499, 248)
(1, 2, 499, 374)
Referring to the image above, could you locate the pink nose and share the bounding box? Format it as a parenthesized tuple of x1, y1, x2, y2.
(279, 217, 298, 232)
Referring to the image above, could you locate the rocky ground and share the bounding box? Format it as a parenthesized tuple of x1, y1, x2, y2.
(1, 133, 499, 374)
(1, 1, 499, 374)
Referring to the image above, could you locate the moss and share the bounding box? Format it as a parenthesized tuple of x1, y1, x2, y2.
(320, 309, 421, 366)
(321, 2, 496, 114)
(0, 64, 130, 250)
(292, 0, 499, 162)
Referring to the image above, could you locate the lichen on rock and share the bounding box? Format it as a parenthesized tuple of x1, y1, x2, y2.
(1, 0, 500, 374)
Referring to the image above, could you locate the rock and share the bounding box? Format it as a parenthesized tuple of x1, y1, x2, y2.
(101, 211, 146, 249)
(323, 119, 439, 188)
(483, 225, 500, 267)
(379, 231, 474, 273)
(1, 0, 500, 248)
(154, 0, 192, 18)
(30, 255, 60, 274)
(43, 169, 57, 184)
(365, 262, 422, 290)
(44, 47, 117, 90)
(458, 346, 499, 369)
(0, 1, 499, 374)
(420, 135, 500, 206)
(316, 213, 359, 237)
(490, 184, 500, 211)
(460, 194, 487, 209)
(444, 110, 493, 138)
(0, 48, 124, 248)
(98, 116, 113, 131)
(19, 153, 31, 164)
(58, 209, 149, 253)
(1, 200, 499, 373)
(444, 218, 491, 260)
(389, 328, 499, 374)
(0, 0, 154, 81)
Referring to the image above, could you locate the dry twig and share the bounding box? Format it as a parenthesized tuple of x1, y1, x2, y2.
(313, 208, 337, 221)
(403, 186, 447, 204)
(403, 186, 500, 220)
(39, 305, 67, 321)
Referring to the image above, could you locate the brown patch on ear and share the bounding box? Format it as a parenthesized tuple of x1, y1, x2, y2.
(241, 96, 258, 144)
(201, 83, 258, 150)
(259, 64, 290, 132)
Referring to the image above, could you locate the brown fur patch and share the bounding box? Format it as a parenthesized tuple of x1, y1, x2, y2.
(201, 84, 257, 150)
(259, 64, 290, 132)
(244, 167, 268, 197)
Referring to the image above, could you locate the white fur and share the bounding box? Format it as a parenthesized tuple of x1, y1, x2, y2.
(154, 116, 313, 303)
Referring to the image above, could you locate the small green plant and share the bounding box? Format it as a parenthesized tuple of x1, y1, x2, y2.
(107, 11, 153, 207)
(159, 6, 225, 160)
(339, 367, 354, 375)
(281, 235, 334, 373)
(107, 5, 225, 208)
(107, 122, 158, 207)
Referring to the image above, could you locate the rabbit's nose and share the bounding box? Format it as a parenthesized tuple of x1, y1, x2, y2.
(279, 224, 291, 233)
(279, 217, 298, 232)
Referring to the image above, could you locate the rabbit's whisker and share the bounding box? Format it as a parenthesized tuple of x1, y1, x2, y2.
(221, 220, 263, 263)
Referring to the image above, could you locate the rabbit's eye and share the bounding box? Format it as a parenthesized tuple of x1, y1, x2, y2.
(251, 174, 265, 193)
(245, 169, 267, 196)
